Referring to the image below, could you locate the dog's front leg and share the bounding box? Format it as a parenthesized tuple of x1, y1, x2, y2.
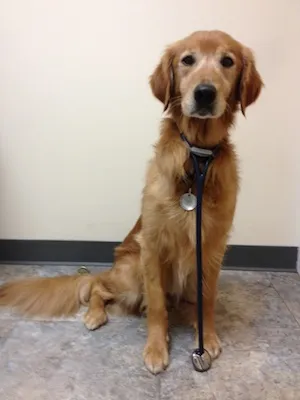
(142, 248, 169, 374)
(183, 265, 222, 360)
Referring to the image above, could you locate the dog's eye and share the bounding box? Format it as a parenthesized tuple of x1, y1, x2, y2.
(220, 56, 234, 68)
(181, 55, 195, 66)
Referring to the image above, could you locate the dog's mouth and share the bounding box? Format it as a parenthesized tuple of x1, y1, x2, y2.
(192, 106, 215, 119)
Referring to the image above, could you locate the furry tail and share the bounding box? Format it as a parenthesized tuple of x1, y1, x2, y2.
(0, 274, 110, 318)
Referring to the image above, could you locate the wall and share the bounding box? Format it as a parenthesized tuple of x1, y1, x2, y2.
(0, 0, 299, 246)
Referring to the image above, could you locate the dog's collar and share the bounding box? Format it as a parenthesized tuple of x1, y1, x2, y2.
(162, 109, 220, 158)
(180, 132, 219, 188)
(180, 133, 219, 159)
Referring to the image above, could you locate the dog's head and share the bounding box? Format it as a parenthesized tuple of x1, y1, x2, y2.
(150, 30, 263, 120)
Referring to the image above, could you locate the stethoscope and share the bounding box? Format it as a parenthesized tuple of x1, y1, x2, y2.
(179, 132, 219, 372)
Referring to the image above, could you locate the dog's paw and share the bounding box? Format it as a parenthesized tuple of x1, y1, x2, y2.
(203, 332, 222, 359)
(143, 339, 169, 374)
(83, 310, 107, 330)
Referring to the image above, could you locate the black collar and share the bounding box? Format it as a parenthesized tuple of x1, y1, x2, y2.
(180, 133, 220, 159)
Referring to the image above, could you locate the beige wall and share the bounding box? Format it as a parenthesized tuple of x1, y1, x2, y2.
(0, 0, 299, 245)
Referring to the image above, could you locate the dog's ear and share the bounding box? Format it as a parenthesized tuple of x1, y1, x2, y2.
(239, 47, 263, 116)
(149, 47, 175, 110)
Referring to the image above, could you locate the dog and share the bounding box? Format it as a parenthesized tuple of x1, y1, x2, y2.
(0, 30, 263, 374)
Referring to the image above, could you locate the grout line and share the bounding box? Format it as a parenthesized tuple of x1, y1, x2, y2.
(270, 281, 300, 328)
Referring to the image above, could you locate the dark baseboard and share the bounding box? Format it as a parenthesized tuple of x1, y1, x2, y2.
(223, 245, 298, 272)
(0, 240, 298, 272)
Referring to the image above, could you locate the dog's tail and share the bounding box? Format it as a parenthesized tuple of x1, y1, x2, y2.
(0, 274, 111, 318)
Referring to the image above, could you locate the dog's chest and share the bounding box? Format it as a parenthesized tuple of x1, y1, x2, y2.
(165, 178, 216, 240)
(167, 259, 194, 298)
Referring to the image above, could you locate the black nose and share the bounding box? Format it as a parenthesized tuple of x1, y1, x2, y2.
(194, 84, 216, 108)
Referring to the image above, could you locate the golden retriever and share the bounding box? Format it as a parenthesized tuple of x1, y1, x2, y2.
(0, 30, 263, 374)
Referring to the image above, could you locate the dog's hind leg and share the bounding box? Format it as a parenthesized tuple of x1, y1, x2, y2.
(83, 277, 112, 330)
(82, 217, 144, 330)
(82, 253, 144, 330)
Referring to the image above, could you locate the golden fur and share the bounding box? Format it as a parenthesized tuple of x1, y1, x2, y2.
(0, 30, 263, 374)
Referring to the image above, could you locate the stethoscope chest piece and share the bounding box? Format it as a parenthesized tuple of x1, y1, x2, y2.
(191, 349, 212, 372)
(180, 190, 197, 211)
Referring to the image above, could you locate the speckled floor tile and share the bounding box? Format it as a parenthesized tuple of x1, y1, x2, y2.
(217, 271, 299, 334)
(0, 318, 158, 400)
(268, 272, 300, 325)
(32, 264, 110, 278)
(0, 264, 38, 285)
(0, 265, 299, 399)
(0, 264, 107, 282)
(208, 348, 300, 400)
(160, 326, 300, 400)
(0, 319, 17, 346)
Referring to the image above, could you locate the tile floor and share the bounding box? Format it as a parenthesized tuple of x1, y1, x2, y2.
(0, 265, 299, 400)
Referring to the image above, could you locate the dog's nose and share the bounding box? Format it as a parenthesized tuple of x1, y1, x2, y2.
(194, 84, 216, 108)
